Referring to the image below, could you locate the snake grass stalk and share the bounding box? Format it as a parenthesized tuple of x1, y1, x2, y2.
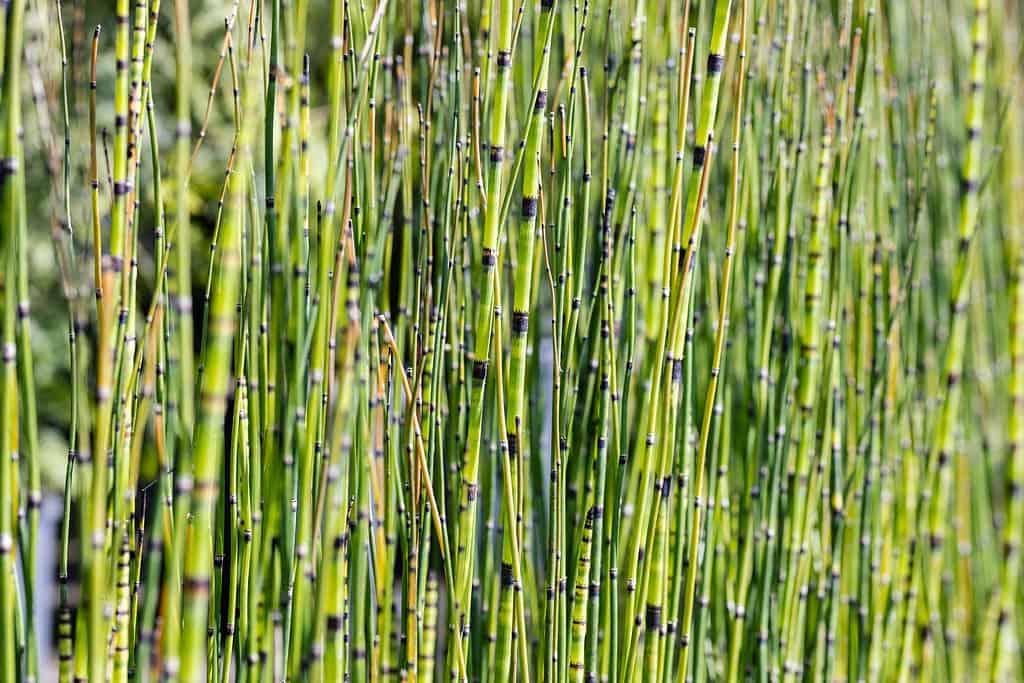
(451, 0, 516, 655)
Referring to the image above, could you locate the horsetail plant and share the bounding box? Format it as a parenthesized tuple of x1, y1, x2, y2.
(1, 1, 1022, 682)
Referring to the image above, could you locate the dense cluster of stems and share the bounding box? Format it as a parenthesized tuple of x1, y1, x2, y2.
(0, 0, 1021, 681)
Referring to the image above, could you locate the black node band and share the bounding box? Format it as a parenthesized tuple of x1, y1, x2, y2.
(693, 145, 707, 167)
(708, 53, 725, 74)
(512, 311, 529, 335)
(472, 359, 488, 380)
(522, 196, 538, 219)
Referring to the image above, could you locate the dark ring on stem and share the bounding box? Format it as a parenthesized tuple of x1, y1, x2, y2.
(708, 53, 725, 74)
